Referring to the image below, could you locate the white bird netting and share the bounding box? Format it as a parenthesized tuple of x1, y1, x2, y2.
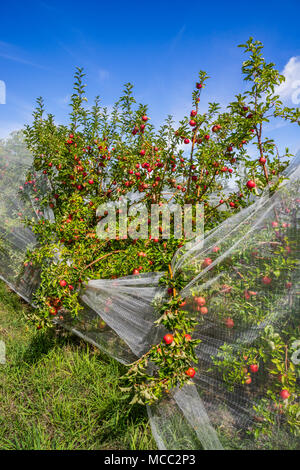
(0, 134, 299, 450)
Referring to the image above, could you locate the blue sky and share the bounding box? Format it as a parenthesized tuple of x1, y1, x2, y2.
(0, 0, 299, 154)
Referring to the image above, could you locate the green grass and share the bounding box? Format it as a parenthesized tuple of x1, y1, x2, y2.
(0, 280, 156, 450)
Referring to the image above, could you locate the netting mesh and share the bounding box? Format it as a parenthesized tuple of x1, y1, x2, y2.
(0, 133, 299, 450)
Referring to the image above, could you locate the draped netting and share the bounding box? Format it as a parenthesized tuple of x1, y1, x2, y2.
(0, 133, 299, 450)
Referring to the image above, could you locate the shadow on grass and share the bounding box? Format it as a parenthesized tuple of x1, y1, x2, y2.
(20, 328, 68, 365)
(0, 282, 28, 314)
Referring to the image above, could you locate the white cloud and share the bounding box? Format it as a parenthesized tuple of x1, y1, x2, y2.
(276, 57, 300, 105)
(57, 94, 70, 108)
(0, 80, 6, 104)
(0, 41, 48, 70)
(170, 25, 186, 51)
(98, 68, 110, 80)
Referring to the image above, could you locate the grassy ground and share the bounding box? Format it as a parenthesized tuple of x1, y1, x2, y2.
(0, 280, 156, 450)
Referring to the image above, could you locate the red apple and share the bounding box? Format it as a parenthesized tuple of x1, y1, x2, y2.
(194, 296, 206, 306)
(225, 318, 234, 328)
(280, 389, 290, 400)
(164, 334, 174, 345)
(246, 180, 256, 189)
(202, 258, 212, 268)
(185, 367, 196, 377)
(261, 276, 272, 285)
